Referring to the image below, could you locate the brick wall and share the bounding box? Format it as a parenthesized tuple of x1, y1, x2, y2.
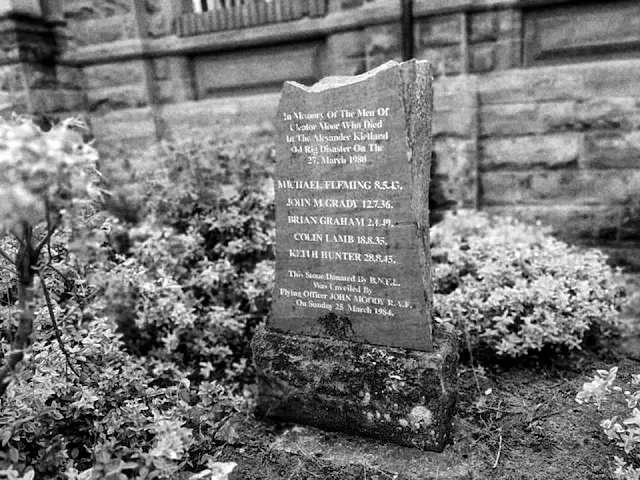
(2, 0, 640, 268)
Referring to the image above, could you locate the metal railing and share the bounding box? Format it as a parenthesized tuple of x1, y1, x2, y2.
(178, 0, 329, 37)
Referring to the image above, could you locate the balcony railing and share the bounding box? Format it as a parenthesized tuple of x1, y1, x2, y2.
(177, 0, 329, 37)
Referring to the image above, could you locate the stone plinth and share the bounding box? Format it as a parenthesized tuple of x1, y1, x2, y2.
(252, 323, 458, 452)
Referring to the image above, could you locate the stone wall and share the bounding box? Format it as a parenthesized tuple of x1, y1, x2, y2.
(3, 0, 640, 268)
(478, 60, 640, 269)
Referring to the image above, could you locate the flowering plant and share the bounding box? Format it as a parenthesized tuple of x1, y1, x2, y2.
(577, 367, 640, 478)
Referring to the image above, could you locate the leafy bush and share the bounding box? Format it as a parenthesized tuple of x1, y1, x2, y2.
(0, 122, 273, 479)
(432, 210, 626, 358)
(97, 130, 276, 385)
(577, 367, 640, 479)
(0, 308, 241, 479)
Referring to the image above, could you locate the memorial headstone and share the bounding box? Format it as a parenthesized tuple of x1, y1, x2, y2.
(252, 60, 458, 452)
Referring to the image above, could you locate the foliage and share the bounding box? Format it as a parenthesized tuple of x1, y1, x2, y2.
(431, 210, 626, 358)
(0, 119, 630, 477)
(577, 367, 640, 479)
(0, 310, 241, 479)
(0, 124, 274, 478)
(97, 131, 276, 384)
(0, 116, 98, 236)
(0, 115, 99, 398)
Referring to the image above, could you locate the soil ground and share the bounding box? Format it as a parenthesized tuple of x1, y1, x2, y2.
(213, 275, 640, 479)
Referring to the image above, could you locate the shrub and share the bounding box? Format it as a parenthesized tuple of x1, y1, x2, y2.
(432, 210, 626, 358)
(0, 123, 266, 479)
(95, 130, 276, 385)
(577, 367, 640, 479)
(0, 308, 240, 479)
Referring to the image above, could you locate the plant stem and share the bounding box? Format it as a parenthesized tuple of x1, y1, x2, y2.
(0, 226, 35, 397)
(38, 271, 80, 376)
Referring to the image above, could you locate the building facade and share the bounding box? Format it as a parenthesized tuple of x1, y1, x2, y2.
(2, 0, 640, 268)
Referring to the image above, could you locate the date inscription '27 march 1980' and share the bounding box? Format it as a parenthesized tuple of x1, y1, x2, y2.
(270, 60, 434, 351)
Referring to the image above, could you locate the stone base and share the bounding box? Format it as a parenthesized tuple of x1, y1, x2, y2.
(251, 324, 458, 452)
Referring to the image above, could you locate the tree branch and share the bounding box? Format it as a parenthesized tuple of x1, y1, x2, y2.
(34, 223, 57, 259)
(43, 263, 70, 284)
(38, 272, 80, 377)
(10, 230, 24, 248)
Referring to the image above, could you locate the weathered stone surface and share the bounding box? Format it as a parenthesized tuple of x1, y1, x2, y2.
(493, 38, 522, 71)
(571, 98, 640, 131)
(433, 107, 476, 138)
(581, 131, 640, 169)
(56, 66, 85, 90)
(524, 2, 640, 66)
(147, 12, 171, 38)
(469, 43, 494, 72)
(430, 68, 477, 138)
(485, 205, 625, 242)
(364, 23, 401, 70)
(433, 75, 476, 111)
(84, 61, 146, 89)
(621, 205, 640, 241)
(340, 0, 365, 9)
(152, 57, 171, 80)
(91, 106, 156, 146)
(22, 63, 57, 89)
(62, 0, 134, 20)
(30, 89, 86, 113)
(161, 94, 278, 140)
(68, 15, 137, 46)
(585, 61, 640, 98)
(467, 7, 522, 73)
(152, 56, 193, 103)
(324, 54, 367, 77)
(87, 84, 148, 112)
(479, 60, 640, 105)
(481, 170, 640, 206)
(433, 137, 477, 209)
(272, 60, 434, 351)
(481, 98, 640, 137)
(0, 0, 41, 16)
(416, 45, 462, 76)
(327, 31, 365, 59)
(252, 323, 458, 452)
(324, 31, 367, 76)
(480, 133, 581, 171)
(470, 11, 497, 43)
(0, 16, 59, 64)
(0, 65, 24, 92)
(479, 68, 585, 105)
(481, 103, 545, 137)
(194, 42, 322, 97)
(156, 77, 194, 104)
(4, 90, 27, 112)
(497, 8, 521, 36)
(416, 14, 462, 47)
(10, 0, 639, 279)
(0, 89, 26, 112)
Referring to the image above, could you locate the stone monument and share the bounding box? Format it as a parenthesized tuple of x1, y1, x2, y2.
(252, 60, 458, 452)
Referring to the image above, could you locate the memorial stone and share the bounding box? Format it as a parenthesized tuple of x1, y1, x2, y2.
(252, 60, 458, 452)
